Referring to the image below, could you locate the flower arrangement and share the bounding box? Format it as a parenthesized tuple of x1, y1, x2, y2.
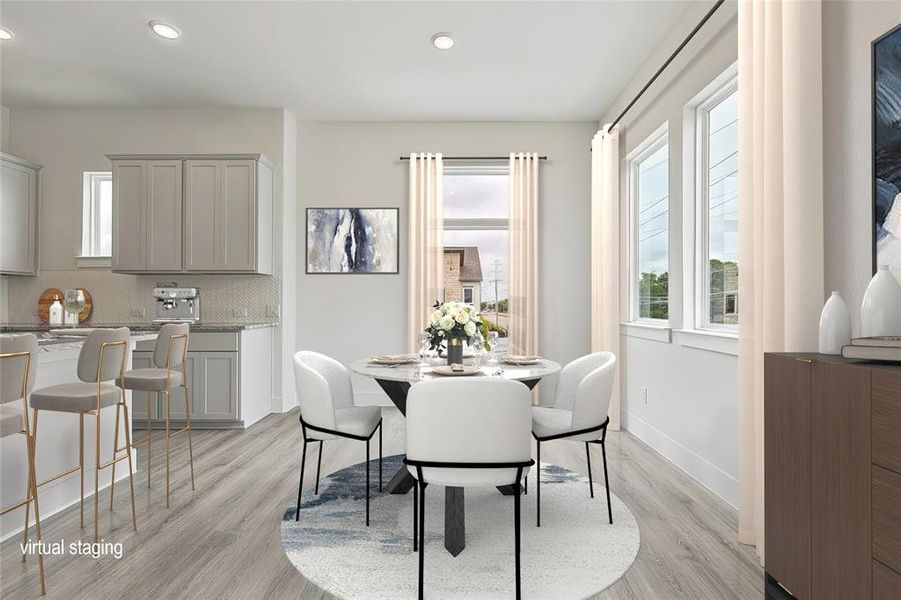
(425, 301, 484, 354)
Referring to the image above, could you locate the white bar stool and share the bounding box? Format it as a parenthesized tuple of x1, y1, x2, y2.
(29, 327, 137, 542)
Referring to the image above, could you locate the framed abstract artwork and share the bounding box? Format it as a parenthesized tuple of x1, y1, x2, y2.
(306, 208, 399, 274)
(874, 22, 901, 280)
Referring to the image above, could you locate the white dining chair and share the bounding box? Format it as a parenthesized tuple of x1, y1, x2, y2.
(530, 351, 616, 527)
(293, 351, 382, 525)
(0, 334, 45, 595)
(405, 378, 534, 600)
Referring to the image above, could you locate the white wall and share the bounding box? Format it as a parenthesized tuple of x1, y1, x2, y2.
(599, 2, 740, 506)
(823, 1, 901, 333)
(0, 104, 9, 152)
(297, 121, 596, 404)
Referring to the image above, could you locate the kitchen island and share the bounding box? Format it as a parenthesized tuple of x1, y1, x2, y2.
(0, 331, 153, 542)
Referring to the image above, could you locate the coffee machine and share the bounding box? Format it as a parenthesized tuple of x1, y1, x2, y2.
(153, 286, 201, 322)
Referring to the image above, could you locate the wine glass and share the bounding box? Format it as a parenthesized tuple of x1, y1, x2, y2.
(487, 330, 499, 363)
(63, 289, 85, 327)
(417, 332, 431, 365)
(470, 335, 484, 369)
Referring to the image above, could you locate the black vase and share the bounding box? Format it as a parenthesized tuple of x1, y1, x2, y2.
(446, 337, 464, 365)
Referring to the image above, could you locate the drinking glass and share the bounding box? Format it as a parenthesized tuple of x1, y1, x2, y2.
(471, 336, 484, 369)
(487, 330, 499, 363)
(417, 332, 431, 365)
(63, 289, 85, 327)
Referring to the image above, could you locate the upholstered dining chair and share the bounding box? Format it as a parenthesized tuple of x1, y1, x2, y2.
(293, 351, 382, 525)
(117, 323, 195, 508)
(530, 351, 616, 527)
(406, 378, 534, 600)
(0, 334, 45, 595)
(29, 328, 137, 543)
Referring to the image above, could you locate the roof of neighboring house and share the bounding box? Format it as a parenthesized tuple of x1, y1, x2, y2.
(444, 246, 483, 283)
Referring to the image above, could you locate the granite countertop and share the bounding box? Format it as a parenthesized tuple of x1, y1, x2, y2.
(1, 321, 278, 334)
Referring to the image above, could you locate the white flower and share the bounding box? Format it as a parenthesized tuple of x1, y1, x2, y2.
(464, 321, 477, 336)
(455, 310, 470, 325)
(439, 316, 455, 331)
(446, 305, 459, 317)
(429, 310, 442, 325)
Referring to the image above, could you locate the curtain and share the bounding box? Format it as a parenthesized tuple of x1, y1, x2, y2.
(591, 125, 621, 431)
(508, 153, 540, 358)
(737, 0, 824, 559)
(407, 153, 444, 352)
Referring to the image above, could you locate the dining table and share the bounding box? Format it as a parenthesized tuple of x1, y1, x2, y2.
(350, 356, 561, 557)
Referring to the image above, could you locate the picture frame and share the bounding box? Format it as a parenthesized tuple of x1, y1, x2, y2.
(872, 22, 901, 279)
(305, 207, 400, 274)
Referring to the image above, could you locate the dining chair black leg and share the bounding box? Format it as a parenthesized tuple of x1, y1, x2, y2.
(418, 481, 427, 600)
(295, 440, 308, 521)
(514, 481, 522, 600)
(536, 439, 541, 527)
(378, 421, 383, 492)
(315, 440, 323, 495)
(601, 440, 612, 524)
(585, 442, 595, 499)
(365, 438, 371, 527)
(413, 479, 419, 552)
(524, 475, 528, 495)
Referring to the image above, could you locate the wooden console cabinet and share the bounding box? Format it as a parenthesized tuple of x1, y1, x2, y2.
(765, 354, 901, 600)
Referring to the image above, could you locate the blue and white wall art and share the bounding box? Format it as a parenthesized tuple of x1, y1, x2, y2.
(874, 23, 901, 280)
(306, 208, 399, 274)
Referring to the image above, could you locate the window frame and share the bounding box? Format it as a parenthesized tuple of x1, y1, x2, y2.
(694, 74, 739, 334)
(81, 171, 113, 259)
(627, 123, 670, 326)
(463, 286, 474, 304)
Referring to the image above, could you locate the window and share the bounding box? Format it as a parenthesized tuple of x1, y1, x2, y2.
(698, 81, 739, 329)
(81, 171, 112, 258)
(628, 126, 669, 322)
(443, 165, 509, 352)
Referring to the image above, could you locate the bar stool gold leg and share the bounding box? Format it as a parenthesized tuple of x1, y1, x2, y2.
(121, 395, 137, 531)
(21, 464, 30, 562)
(79, 413, 84, 529)
(26, 427, 46, 594)
(109, 402, 120, 510)
(147, 393, 154, 488)
(94, 410, 101, 543)
(165, 389, 171, 508)
(185, 384, 195, 491)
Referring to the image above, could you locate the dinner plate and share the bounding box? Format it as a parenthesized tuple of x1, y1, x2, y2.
(500, 355, 543, 365)
(431, 365, 482, 376)
(369, 355, 418, 365)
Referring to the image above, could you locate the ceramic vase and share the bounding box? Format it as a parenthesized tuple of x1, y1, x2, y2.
(861, 266, 901, 337)
(818, 292, 852, 355)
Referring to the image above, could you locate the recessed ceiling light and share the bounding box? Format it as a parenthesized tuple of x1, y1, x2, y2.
(0, 27, 14, 41)
(431, 33, 454, 50)
(149, 21, 180, 40)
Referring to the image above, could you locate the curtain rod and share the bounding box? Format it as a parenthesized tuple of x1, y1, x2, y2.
(607, 0, 725, 131)
(399, 155, 547, 161)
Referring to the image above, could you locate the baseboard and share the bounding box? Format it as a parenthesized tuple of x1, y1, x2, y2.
(625, 412, 738, 507)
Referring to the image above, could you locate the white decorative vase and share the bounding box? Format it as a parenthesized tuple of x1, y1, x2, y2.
(818, 292, 852, 355)
(861, 266, 901, 337)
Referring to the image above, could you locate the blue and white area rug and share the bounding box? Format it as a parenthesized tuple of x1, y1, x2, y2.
(281, 454, 640, 599)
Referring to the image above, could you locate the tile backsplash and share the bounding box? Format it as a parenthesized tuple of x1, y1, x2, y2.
(0, 270, 279, 324)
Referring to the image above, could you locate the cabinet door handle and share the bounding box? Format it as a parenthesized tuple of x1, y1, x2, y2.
(795, 358, 814, 364)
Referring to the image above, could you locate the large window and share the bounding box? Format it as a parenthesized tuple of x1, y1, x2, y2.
(698, 81, 738, 329)
(81, 171, 112, 257)
(629, 127, 669, 322)
(443, 166, 509, 351)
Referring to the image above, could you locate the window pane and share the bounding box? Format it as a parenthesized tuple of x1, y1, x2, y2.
(98, 177, 113, 256)
(443, 229, 509, 352)
(707, 90, 739, 325)
(444, 174, 509, 219)
(636, 142, 669, 320)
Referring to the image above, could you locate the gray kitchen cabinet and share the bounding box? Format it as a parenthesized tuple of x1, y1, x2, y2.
(184, 157, 273, 273)
(111, 159, 183, 272)
(0, 153, 40, 275)
(193, 352, 238, 421)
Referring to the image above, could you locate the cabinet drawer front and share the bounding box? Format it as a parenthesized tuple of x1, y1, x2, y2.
(873, 465, 901, 574)
(874, 560, 901, 600)
(873, 370, 901, 474)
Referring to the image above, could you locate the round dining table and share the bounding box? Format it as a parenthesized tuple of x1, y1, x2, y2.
(350, 357, 561, 557)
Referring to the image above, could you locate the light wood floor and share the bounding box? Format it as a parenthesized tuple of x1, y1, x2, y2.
(1, 407, 763, 599)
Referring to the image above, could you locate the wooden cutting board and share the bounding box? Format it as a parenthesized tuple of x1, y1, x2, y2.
(38, 288, 93, 323)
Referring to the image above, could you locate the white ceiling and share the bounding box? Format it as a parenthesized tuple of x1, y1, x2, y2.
(0, 1, 691, 121)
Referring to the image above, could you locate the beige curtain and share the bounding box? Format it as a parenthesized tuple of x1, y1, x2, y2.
(591, 125, 621, 431)
(407, 153, 444, 352)
(508, 153, 540, 357)
(737, 0, 824, 559)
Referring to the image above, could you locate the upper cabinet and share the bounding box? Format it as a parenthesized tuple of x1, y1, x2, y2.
(109, 154, 274, 274)
(0, 153, 41, 276)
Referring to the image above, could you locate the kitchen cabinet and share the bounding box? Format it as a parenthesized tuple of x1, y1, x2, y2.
(764, 354, 901, 600)
(132, 328, 270, 429)
(109, 154, 273, 274)
(111, 159, 183, 272)
(0, 153, 40, 275)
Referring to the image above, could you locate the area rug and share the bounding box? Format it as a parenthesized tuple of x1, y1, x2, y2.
(281, 454, 640, 599)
